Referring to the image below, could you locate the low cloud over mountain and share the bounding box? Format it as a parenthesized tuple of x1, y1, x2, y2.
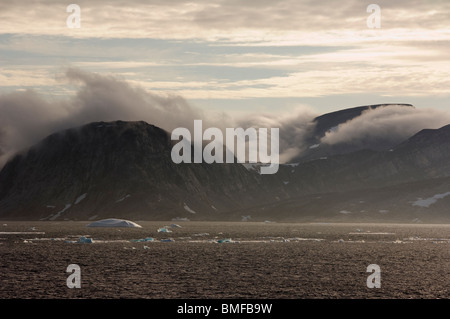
(1, 69, 450, 169)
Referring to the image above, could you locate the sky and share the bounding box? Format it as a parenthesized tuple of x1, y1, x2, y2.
(0, 0, 450, 164)
(1, 0, 449, 111)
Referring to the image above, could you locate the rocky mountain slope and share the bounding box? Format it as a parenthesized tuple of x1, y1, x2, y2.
(1, 104, 449, 223)
(0, 121, 285, 221)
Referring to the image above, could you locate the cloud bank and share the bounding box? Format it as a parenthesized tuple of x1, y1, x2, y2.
(1, 0, 449, 41)
(321, 105, 450, 148)
(0, 68, 318, 167)
(1, 69, 450, 168)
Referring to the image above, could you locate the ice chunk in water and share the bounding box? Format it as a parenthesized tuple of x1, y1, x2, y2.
(79, 236, 93, 243)
(217, 238, 233, 243)
(65, 236, 93, 244)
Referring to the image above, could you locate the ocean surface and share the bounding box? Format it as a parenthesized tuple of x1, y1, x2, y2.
(0, 221, 448, 299)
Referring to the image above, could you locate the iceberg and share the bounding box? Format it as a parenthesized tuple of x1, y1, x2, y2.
(157, 227, 172, 233)
(78, 236, 93, 243)
(217, 238, 233, 243)
(86, 218, 142, 228)
(65, 236, 93, 244)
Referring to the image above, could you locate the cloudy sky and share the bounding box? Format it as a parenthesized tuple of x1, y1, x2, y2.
(0, 0, 449, 165)
(1, 0, 449, 112)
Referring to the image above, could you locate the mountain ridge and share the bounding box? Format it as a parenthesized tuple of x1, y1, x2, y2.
(1, 104, 449, 222)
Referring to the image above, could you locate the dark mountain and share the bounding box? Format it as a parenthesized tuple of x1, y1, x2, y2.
(251, 124, 450, 222)
(284, 124, 450, 193)
(1, 106, 449, 223)
(0, 121, 286, 221)
(229, 176, 450, 223)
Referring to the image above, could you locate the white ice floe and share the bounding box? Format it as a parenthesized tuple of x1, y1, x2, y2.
(287, 237, 324, 242)
(183, 203, 197, 214)
(74, 193, 87, 205)
(339, 210, 352, 214)
(241, 215, 251, 222)
(0, 232, 45, 235)
(348, 232, 395, 235)
(404, 236, 450, 243)
(309, 144, 320, 149)
(86, 218, 142, 228)
(130, 237, 155, 243)
(412, 192, 450, 208)
(283, 181, 289, 185)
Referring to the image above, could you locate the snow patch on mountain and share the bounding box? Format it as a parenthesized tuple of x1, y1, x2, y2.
(74, 193, 87, 205)
(184, 203, 197, 214)
(412, 192, 450, 208)
(47, 204, 71, 220)
(116, 194, 131, 203)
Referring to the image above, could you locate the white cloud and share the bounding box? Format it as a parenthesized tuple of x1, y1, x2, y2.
(0, 0, 449, 110)
(320, 105, 450, 147)
(1, 0, 449, 42)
